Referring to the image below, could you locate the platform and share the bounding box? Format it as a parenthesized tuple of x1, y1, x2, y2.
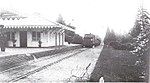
(0, 44, 80, 57)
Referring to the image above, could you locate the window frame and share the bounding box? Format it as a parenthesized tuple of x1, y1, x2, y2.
(32, 31, 41, 41)
(6, 32, 15, 41)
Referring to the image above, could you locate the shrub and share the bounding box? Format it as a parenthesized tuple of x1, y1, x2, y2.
(120, 34, 135, 44)
(109, 41, 135, 51)
(109, 41, 121, 49)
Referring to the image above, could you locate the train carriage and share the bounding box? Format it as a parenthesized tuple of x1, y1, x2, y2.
(82, 33, 101, 48)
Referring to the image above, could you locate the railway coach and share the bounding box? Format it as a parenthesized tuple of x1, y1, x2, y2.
(82, 33, 101, 48)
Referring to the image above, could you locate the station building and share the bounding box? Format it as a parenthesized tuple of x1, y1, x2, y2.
(0, 11, 74, 47)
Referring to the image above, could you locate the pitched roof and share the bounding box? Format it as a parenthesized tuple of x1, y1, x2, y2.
(0, 10, 74, 31)
(0, 12, 55, 26)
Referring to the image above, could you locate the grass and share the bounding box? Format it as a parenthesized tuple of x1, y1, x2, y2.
(90, 45, 146, 82)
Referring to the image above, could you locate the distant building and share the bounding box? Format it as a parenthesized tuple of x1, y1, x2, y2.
(0, 10, 74, 47)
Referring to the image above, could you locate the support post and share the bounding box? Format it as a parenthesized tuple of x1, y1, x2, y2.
(0, 25, 6, 52)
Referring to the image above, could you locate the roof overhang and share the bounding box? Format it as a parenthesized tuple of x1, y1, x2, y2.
(3, 25, 60, 29)
(55, 23, 75, 32)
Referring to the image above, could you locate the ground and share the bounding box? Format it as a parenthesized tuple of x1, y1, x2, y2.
(0, 44, 103, 82)
(16, 45, 103, 82)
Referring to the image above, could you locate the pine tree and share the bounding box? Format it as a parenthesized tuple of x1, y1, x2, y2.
(104, 27, 117, 45)
(131, 8, 150, 58)
(56, 14, 66, 25)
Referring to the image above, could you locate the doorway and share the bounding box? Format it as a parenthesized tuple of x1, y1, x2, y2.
(20, 31, 27, 47)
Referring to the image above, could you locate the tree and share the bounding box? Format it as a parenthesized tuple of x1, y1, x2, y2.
(56, 14, 66, 25)
(129, 8, 150, 82)
(65, 30, 75, 44)
(120, 34, 135, 44)
(130, 8, 150, 57)
(130, 20, 142, 37)
(104, 27, 117, 45)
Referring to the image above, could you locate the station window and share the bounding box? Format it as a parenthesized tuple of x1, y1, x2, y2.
(32, 31, 41, 41)
(6, 32, 15, 40)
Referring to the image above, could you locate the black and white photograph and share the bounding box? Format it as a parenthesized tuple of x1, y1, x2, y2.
(0, 0, 149, 82)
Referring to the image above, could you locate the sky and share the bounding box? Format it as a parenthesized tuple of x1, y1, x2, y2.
(0, 0, 149, 39)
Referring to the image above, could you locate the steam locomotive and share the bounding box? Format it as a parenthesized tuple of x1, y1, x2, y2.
(82, 33, 101, 48)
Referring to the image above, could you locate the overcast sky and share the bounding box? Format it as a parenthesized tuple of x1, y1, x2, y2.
(0, 0, 149, 39)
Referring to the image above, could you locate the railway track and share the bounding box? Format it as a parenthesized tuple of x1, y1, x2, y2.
(0, 50, 71, 74)
(1, 48, 88, 82)
(0, 47, 82, 74)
